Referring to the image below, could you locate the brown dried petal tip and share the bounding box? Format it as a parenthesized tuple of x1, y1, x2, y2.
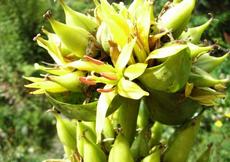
(33, 33, 41, 41)
(43, 10, 52, 20)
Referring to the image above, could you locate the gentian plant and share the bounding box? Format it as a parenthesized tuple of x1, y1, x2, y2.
(25, 0, 229, 161)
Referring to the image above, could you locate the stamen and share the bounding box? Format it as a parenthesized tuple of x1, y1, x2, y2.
(100, 72, 117, 81)
(79, 77, 97, 85)
(97, 88, 114, 93)
(83, 55, 104, 65)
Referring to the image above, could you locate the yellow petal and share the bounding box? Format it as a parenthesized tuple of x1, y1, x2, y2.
(224, 113, 230, 118)
(214, 120, 223, 128)
(185, 82, 194, 97)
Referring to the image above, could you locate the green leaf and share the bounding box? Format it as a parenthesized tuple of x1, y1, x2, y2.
(140, 49, 192, 93)
(124, 63, 147, 80)
(115, 38, 136, 71)
(106, 95, 126, 116)
(46, 92, 97, 121)
(117, 78, 149, 99)
(146, 44, 187, 60)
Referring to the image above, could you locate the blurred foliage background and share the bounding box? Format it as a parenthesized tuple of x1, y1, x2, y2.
(0, 0, 229, 161)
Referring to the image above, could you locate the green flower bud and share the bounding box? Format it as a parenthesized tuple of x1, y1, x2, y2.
(59, 0, 98, 33)
(44, 11, 94, 58)
(52, 111, 77, 150)
(194, 53, 229, 72)
(159, 0, 196, 37)
(108, 133, 134, 162)
(163, 114, 202, 162)
(179, 17, 213, 43)
(47, 71, 84, 92)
